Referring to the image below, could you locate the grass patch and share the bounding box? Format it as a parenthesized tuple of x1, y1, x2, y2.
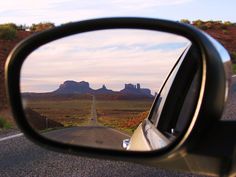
(0, 24, 17, 40)
(0, 116, 12, 129)
(232, 63, 236, 74)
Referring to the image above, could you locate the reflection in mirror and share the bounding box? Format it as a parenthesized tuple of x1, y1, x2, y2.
(20, 29, 191, 151)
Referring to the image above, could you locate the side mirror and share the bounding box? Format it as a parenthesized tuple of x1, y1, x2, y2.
(5, 18, 231, 160)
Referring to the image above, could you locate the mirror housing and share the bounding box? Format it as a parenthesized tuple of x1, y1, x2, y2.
(5, 17, 231, 167)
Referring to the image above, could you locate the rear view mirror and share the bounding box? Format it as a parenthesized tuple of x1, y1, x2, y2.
(5, 18, 229, 157)
(19, 29, 197, 151)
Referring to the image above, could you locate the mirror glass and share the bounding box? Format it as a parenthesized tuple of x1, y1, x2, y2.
(20, 29, 191, 151)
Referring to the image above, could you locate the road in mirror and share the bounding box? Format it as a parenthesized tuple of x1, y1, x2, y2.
(20, 29, 190, 151)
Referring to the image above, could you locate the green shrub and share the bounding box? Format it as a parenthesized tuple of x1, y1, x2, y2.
(17, 24, 28, 31)
(231, 52, 236, 74)
(0, 116, 12, 129)
(232, 64, 236, 75)
(230, 51, 236, 63)
(192, 20, 234, 30)
(0, 24, 17, 40)
(180, 19, 190, 24)
(231, 51, 236, 58)
(193, 20, 203, 27)
(30, 22, 55, 32)
(224, 21, 233, 26)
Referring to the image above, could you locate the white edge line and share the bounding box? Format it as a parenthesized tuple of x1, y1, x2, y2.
(0, 133, 23, 142)
(108, 127, 131, 138)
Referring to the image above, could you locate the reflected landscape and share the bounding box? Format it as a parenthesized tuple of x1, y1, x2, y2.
(22, 82, 154, 149)
(20, 29, 190, 151)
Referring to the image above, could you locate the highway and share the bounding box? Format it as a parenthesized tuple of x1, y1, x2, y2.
(44, 95, 130, 150)
(0, 133, 198, 177)
(0, 77, 235, 177)
(45, 126, 130, 150)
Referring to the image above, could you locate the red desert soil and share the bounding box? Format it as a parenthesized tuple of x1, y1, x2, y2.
(0, 31, 32, 109)
(204, 25, 236, 55)
(0, 31, 32, 126)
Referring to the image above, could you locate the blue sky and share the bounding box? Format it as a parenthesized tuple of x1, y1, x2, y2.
(0, 0, 235, 25)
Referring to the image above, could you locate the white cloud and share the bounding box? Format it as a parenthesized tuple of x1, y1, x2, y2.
(20, 29, 189, 93)
(0, 0, 192, 25)
(109, 0, 191, 10)
(0, 0, 191, 11)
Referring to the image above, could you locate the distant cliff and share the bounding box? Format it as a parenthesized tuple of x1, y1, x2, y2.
(54, 81, 93, 94)
(53, 80, 153, 98)
(120, 83, 152, 96)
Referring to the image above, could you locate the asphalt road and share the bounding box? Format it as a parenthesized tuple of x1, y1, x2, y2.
(43, 95, 130, 150)
(0, 134, 204, 177)
(44, 126, 130, 150)
(0, 77, 235, 177)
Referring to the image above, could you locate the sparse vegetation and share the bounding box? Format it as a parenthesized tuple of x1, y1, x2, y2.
(192, 20, 205, 29)
(26, 99, 92, 126)
(30, 22, 55, 32)
(230, 51, 236, 74)
(0, 23, 17, 40)
(0, 116, 12, 129)
(224, 21, 233, 26)
(25, 96, 153, 134)
(96, 100, 152, 134)
(232, 64, 236, 74)
(180, 19, 190, 24)
(122, 111, 149, 133)
(230, 51, 236, 63)
(17, 24, 28, 31)
(187, 19, 235, 30)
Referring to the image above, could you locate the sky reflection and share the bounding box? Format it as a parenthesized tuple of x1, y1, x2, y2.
(21, 29, 190, 94)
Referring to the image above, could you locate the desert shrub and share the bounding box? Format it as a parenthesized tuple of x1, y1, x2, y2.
(232, 64, 236, 74)
(193, 20, 203, 28)
(180, 19, 190, 24)
(192, 20, 209, 30)
(0, 116, 12, 129)
(4, 23, 17, 30)
(224, 21, 233, 26)
(231, 52, 236, 75)
(192, 20, 234, 30)
(230, 51, 236, 63)
(30, 22, 55, 32)
(17, 24, 28, 31)
(0, 24, 17, 40)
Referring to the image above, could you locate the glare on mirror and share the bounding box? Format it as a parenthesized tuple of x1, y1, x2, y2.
(20, 29, 190, 151)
